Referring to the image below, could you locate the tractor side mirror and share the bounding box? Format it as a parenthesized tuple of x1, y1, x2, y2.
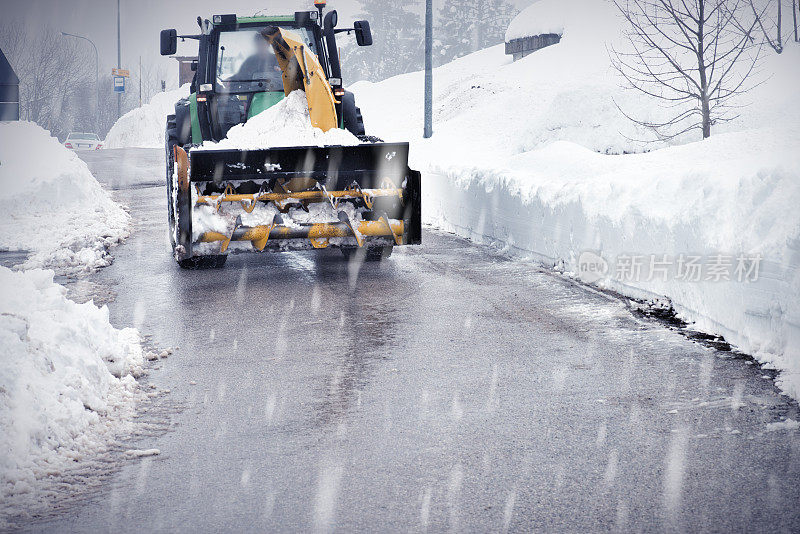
(160, 29, 177, 56)
(354, 20, 372, 46)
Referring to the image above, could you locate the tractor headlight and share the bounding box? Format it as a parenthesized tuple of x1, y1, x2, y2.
(212, 14, 237, 25)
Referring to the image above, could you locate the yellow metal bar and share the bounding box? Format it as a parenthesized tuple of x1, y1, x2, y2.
(198, 220, 404, 250)
(196, 188, 403, 206)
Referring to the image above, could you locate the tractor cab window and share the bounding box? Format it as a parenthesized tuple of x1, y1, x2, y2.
(216, 27, 313, 92)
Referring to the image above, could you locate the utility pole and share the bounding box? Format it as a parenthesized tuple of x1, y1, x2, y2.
(139, 56, 142, 107)
(117, 0, 122, 118)
(423, 0, 433, 138)
(60, 32, 99, 133)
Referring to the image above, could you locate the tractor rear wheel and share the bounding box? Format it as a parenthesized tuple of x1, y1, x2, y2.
(341, 91, 366, 137)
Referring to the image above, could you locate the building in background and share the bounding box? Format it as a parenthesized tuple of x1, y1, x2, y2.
(505, 33, 561, 60)
(0, 47, 20, 121)
(504, 0, 563, 61)
(172, 56, 198, 87)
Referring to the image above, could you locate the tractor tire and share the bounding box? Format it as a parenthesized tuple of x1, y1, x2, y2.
(341, 246, 393, 262)
(178, 255, 228, 269)
(165, 115, 178, 249)
(341, 91, 366, 137)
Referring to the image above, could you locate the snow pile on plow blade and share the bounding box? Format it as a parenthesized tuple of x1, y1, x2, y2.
(171, 142, 421, 261)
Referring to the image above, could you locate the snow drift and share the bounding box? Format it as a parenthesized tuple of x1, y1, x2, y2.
(352, 1, 800, 397)
(0, 121, 130, 273)
(197, 89, 360, 151)
(0, 266, 143, 515)
(104, 84, 190, 149)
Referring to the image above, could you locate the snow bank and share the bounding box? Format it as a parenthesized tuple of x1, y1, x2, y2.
(0, 121, 130, 273)
(0, 266, 143, 512)
(197, 90, 360, 151)
(352, 0, 800, 398)
(505, 0, 566, 41)
(423, 131, 800, 398)
(104, 84, 190, 149)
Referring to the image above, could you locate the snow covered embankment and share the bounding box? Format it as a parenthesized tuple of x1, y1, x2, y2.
(0, 267, 143, 514)
(352, 1, 800, 398)
(0, 121, 130, 273)
(104, 84, 190, 149)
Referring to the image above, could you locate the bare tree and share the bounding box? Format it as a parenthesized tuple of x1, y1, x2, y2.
(0, 21, 94, 139)
(748, 0, 787, 52)
(611, 0, 763, 140)
(135, 60, 171, 104)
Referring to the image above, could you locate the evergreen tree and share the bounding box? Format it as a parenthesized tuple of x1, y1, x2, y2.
(340, 0, 424, 83)
(435, 0, 517, 65)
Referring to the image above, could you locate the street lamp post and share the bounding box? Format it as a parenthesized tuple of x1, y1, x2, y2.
(424, 0, 433, 138)
(117, 0, 122, 119)
(61, 31, 100, 134)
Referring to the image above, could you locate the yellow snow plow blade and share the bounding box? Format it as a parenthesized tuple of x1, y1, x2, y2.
(171, 144, 421, 261)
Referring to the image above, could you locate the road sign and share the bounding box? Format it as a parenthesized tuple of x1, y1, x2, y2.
(113, 76, 126, 93)
(112, 68, 130, 77)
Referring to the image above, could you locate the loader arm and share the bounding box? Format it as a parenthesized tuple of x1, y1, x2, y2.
(261, 26, 338, 132)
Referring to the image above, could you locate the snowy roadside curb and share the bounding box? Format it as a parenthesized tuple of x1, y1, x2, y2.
(0, 121, 144, 522)
(422, 130, 800, 400)
(0, 267, 144, 518)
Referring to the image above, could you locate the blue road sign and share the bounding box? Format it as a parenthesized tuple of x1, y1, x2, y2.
(113, 76, 125, 93)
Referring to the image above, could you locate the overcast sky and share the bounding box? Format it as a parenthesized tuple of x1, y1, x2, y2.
(4, 0, 534, 86)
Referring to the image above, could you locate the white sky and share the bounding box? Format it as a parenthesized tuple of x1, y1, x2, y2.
(5, 0, 534, 86)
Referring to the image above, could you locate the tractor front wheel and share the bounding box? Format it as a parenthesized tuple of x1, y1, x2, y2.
(178, 256, 228, 269)
(165, 115, 178, 249)
(341, 246, 393, 262)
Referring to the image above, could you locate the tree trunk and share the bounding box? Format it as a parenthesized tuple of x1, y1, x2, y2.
(701, 94, 711, 138)
(777, 0, 783, 52)
(697, 1, 711, 139)
(793, 0, 798, 41)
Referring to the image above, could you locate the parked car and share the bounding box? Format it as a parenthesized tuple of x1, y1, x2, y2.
(64, 132, 103, 150)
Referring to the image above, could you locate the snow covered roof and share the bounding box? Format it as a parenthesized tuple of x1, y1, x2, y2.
(505, 0, 566, 42)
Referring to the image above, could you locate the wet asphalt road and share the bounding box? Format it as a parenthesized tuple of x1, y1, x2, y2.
(26, 149, 800, 533)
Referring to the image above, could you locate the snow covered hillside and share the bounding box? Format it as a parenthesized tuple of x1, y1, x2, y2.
(0, 122, 130, 273)
(0, 267, 143, 520)
(351, 2, 800, 398)
(105, 84, 190, 149)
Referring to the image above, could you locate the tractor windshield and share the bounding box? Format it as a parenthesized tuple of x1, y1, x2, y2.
(216, 27, 314, 92)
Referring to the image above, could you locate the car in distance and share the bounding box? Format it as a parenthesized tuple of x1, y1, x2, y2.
(64, 132, 103, 151)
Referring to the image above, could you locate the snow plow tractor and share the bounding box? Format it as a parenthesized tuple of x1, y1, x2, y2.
(160, 6, 421, 268)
